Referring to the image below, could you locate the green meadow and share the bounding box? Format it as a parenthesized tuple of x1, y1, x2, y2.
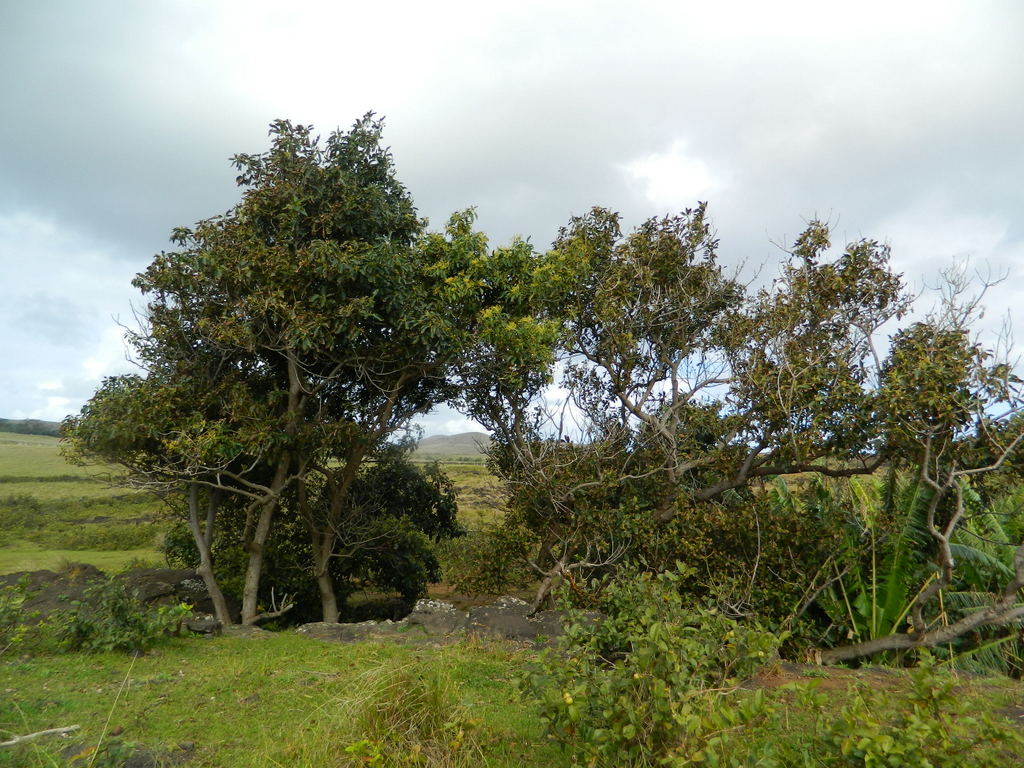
(0, 431, 503, 576)
(0, 432, 164, 573)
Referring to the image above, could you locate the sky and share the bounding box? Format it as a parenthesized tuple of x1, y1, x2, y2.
(2, 0, 1024, 435)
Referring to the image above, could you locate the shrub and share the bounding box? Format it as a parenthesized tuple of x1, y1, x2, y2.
(59, 578, 191, 653)
(766, 654, 1024, 766)
(0, 580, 29, 655)
(524, 564, 781, 767)
(439, 524, 533, 596)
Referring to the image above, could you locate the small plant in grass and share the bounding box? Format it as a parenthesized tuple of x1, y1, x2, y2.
(58, 577, 190, 653)
(339, 661, 482, 767)
(0, 580, 29, 655)
(524, 563, 782, 767)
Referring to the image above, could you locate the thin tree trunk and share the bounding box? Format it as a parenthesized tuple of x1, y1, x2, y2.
(241, 456, 289, 625)
(310, 447, 367, 623)
(316, 552, 339, 623)
(185, 483, 233, 625)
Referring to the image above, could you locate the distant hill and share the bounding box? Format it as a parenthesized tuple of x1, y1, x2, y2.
(0, 418, 61, 437)
(413, 432, 491, 457)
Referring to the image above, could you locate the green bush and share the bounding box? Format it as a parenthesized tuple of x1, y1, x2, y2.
(0, 581, 29, 654)
(524, 564, 781, 767)
(59, 578, 191, 653)
(766, 655, 1024, 766)
(526, 568, 1023, 768)
(439, 524, 533, 596)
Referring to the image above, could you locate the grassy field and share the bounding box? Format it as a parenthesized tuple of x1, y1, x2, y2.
(0, 632, 566, 767)
(2, 630, 1022, 766)
(3, 432, 1024, 765)
(0, 432, 165, 573)
(0, 431, 505, 576)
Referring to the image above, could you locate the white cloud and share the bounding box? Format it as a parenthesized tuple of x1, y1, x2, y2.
(413, 407, 488, 437)
(621, 139, 728, 213)
(0, 210, 140, 421)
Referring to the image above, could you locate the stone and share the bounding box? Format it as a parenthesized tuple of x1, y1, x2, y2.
(405, 599, 468, 634)
(296, 620, 402, 642)
(184, 615, 222, 635)
(467, 596, 564, 640)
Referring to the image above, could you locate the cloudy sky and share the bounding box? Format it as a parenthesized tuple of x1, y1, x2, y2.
(2, 0, 1023, 435)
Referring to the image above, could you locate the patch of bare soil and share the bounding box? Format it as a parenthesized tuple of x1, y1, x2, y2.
(751, 661, 906, 692)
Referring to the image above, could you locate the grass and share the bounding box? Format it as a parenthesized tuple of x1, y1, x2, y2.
(2, 632, 1022, 766)
(431, 462, 504, 529)
(0, 432, 173, 574)
(0, 545, 160, 574)
(0, 431, 506, 577)
(0, 433, 95, 479)
(0, 633, 565, 767)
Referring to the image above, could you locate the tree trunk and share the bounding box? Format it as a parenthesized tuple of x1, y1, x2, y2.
(308, 447, 368, 623)
(185, 483, 233, 625)
(317, 564, 339, 623)
(241, 457, 289, 625)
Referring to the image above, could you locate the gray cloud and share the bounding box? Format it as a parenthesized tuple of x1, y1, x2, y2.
(3, 0, 1024, 430)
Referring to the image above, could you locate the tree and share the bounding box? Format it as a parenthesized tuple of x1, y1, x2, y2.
(62, 358, 278, 626)
(471, 206, 1024, 662)
(162, 446, 462, 621)
(467, 207, 915, 607)
(818, 270, 1024, 663)
(67, 114, 556, 623)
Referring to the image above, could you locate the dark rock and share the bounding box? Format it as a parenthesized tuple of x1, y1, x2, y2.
(467, 596, 565, 640)
(185, 615, 222, 635)
(405, 599, 468, 634)
(0, 565, 105, 622)
(117, 568, 239, 621)
(296, 620, 402, 642)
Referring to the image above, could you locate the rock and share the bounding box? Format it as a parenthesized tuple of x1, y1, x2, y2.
(117, 568, 240, 621)
(405, 599, 468, 634)
(296, 620, 402, 642)
(467, 596, 564, 641)
(0, 565, 105, 622)
(221, 624, 272, 638)
(184, 615, 222, 635)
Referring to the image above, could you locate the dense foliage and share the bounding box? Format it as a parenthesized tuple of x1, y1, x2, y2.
(163, 449, 462, 622)
(526, 568, 1024, 767)
(64, 115, 557, 625)
(525, 565, 781, 766)
(60, 111, 1024, 684)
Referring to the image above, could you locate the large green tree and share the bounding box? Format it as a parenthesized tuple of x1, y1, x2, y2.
(469, 204, 1024, 644)
(68, 115, 557, 623)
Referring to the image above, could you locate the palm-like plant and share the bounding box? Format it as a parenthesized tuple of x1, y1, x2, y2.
(811, 473, 933, 652)
(786, 472, 1024, 672)
(940, 483, 1024, 675)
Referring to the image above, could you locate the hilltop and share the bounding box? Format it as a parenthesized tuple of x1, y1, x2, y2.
(414, 431, 491, 457)
(0, 417, 61, 437)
